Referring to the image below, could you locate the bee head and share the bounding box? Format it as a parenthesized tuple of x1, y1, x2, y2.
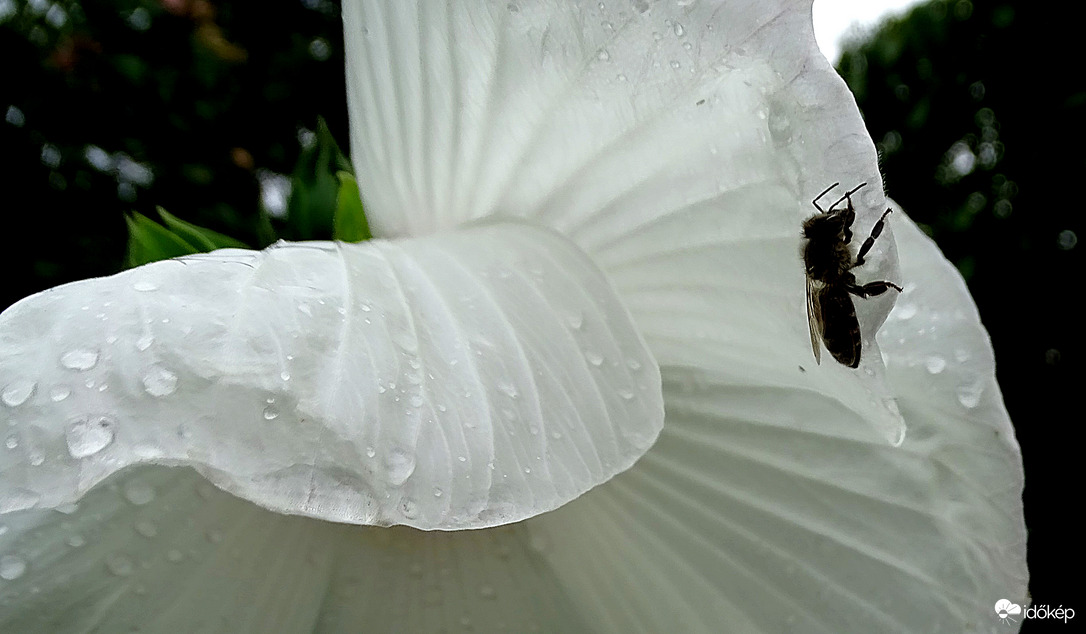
(802, 213, 847, 241)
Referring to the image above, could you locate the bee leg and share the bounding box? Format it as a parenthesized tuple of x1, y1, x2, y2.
(847, 280, 903, 298)
(852, 208, 893, 267)
(812, 182, 840, 213)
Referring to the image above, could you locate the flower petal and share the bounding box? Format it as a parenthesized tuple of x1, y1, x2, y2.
(518, 211, 1026, 631)
(0, 222, 663, 530)
(0, 466, 339, 631)
(345, 0, 905, 442)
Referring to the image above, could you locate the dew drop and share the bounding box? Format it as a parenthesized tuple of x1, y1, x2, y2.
(551, 430, 562, 440)
(670, 60, 681, 70)
(262, 405, 280, 421)
(956, 382, 984, 409)
(585, 351, 604, 366)
(386, 449, 416, 486)
(433, 487, 443, 498)
(597, 48, 610, 61)
(365, 446, 376, 458)
(132, 280, 157, 292)
(894, 303, 918, 320)
(280, 371, 291, 381)
(2, 380, 35, 407)
(65, 416, 116, 458)
(924, 356, 947, 374)
(626, 358, 642, 371)
(106, 554, 134, 577)
(673, 22, 684, 36)
(50, 385, 71, 402)
(136, 333, 155, 351)
(142, 366, 178, 397)
(135, 520, 158, 538)
(4, 435, 17, 450)
(0, 555, 28, 580)
(400, 498, 418, 519)
(123, 480, 156, 505)
(618, 389, 635, 400)
(61, 348, 99, 371)
(496, 382, 519, 399)
(67, 534, 85, 548)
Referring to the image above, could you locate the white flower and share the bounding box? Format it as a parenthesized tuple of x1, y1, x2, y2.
(0, 1, 1026, 631)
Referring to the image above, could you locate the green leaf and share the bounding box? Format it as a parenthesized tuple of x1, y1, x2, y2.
(285, 116, 352, 240)
(157, 207, 250, 251)
(124, 212, 200, 268)
(333, 171, 371, 243)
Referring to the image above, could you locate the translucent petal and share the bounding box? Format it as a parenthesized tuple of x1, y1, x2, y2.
(521, 211, 1026, 631)
(0, 466, 339, 631)
(345, 0, 904, 442)
(0, 222, 663, 530)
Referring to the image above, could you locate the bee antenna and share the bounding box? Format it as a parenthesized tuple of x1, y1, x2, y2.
(812, 182, 840, 213)
(828, 181, 868, 210)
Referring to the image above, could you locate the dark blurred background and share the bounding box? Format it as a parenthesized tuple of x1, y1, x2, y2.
(0, 0, 1077, 626)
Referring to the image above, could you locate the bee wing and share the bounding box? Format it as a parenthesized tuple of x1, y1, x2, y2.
(806, 277, 823, 365)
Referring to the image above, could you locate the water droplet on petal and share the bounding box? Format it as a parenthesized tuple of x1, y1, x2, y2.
(4, 435, 17, 450)
(894, 303, 918, 320)
(132, 280, 157, 292)
(67, 534, 85, 548)
(497, 382, 519, 399)
(141, 366, 178, 397)
(61, 348, 99, 371)
(123, 480, 156, 505)
(0, 554, 28, 580)
(400, 498, 418, 519)
(956, 381, 985, 409)
(673, 22, 685, 36)
(136, 334, 154, 351)
(106, 554, 134, 576)
(262, 406, 280, 421)
(135, 520, 158, 538)
(65, 416, 116, 458)
(386, 449, 415, 486)
(2, 380, 35, 407)
(924, 356, 947, 374)
(433, 487, 443, 498)
(50, 385, 71, 402)
(585, 351, 604, 366)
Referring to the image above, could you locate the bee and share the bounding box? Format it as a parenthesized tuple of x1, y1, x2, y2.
(803, 182, 902, 368)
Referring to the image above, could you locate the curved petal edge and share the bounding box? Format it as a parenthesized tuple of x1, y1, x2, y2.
(0, 221, 664, 530)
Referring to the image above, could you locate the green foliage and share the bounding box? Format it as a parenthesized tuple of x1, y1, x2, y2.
(124, 208, 250, 267)
(333, 171, 371, 243)
(284, 117, 354, 241)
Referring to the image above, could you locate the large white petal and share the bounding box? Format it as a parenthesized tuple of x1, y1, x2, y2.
(0, 222, 663, 530)
(522, 211, 1026, 632)
(0, 466, 339, 632)
(345, 0, 904, 442)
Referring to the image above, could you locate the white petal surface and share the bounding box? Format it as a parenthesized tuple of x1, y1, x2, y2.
(0, 466, 339, 632)
(523, 211, 1026, 632)
(0, 222, 663, 530)
(346, 0, 905, 442)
